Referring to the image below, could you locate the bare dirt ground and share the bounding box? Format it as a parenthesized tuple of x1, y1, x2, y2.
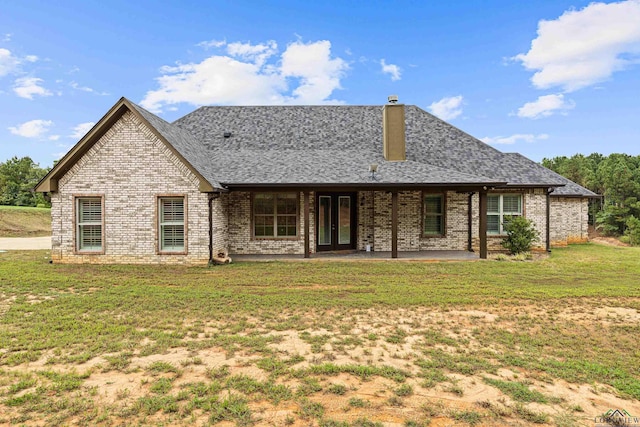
(588, 225, 630, 247)
(2, 304, 639, 426)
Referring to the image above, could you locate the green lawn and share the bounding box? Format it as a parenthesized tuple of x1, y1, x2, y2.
(1, 244, 639, 426)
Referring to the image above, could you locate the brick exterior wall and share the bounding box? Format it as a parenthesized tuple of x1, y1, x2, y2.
(550, 197, 589, 246)
(212, 193, 229, 256)
(469, 189, 548, 251)
(356, 191, 471, 252)
(227, 191, 315, 255)
(50, 111, 212, 264)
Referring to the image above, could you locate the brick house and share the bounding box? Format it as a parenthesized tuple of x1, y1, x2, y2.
(36, 96, 596, 264)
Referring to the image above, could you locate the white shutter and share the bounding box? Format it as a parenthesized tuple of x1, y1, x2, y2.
(77, 198, 102, 251)
(159, 198, 185, 252)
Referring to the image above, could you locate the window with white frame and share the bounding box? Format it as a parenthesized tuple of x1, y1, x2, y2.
(158, 197, 185, 252)
(253, 193, 298, 238)
(423, 194, 445, 236)
(487, 194, 522, 235)
(76, 197, 103, 252)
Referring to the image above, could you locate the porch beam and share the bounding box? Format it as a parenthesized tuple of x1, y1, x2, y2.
(304, 191, 310, 258)
(479, 190, 488, 259)
(391, 190, 398, 258)
(467, 192, 475, 252)
(546, 188, 553, 252)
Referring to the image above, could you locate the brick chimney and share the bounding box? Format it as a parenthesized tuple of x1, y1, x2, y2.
(383, 95, 406, 161)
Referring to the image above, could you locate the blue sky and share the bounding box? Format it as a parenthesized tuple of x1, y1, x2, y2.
(1, 0, 639, 168)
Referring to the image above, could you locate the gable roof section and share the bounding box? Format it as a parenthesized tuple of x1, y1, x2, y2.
(36, 98, 220, 193)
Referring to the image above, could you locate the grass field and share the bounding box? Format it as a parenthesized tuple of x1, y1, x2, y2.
(1, 244, 639, 426)
(0, 205, 51, 237)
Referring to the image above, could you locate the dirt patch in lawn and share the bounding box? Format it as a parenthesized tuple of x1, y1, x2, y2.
(3, 303, 640, 426)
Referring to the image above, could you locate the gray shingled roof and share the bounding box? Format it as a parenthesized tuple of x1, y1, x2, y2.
(404, 107, 567, 187)
(126, 100, 594, 195)
(504, 153, 598, 197)
(201, 149, 502, 185)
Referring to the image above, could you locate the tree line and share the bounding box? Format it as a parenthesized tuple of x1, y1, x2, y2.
(0, 156, 50, 207)
(541, 153, 640, 245)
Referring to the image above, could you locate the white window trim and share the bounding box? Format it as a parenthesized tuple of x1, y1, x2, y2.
(75, 196, 104, 253)
(158, 196, 187, 254)
(487, 194, 523, 235)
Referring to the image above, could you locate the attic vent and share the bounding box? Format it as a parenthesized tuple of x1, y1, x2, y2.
(223, 132, 232, 138)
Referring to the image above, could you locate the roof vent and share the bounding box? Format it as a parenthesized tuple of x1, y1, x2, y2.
(223, 132, 232, 138)
(387, 95, 399, 104)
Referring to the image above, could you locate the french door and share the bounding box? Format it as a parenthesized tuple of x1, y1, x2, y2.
(316, 192, 357, 251)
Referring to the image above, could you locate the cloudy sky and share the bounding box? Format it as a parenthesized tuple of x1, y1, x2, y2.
(1, 0, 639, 168)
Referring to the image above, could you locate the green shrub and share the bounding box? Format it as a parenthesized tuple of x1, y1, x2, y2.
(501, 216, 539, 254)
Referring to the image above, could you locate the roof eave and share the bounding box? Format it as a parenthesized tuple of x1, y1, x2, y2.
(497, 183, 565, 189)
(223, 181, 508, 190)
(550, 193, 601, 199)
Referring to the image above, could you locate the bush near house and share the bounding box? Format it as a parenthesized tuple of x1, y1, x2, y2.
(501, 216, 539, 254)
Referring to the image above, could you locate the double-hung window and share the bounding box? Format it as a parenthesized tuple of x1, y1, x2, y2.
(158, 197, 186, 253)
(423, 194, 445, 236)
(76, 197, 103, 252)
(487, 194, 522, 235)
(253, 193, 298, 238)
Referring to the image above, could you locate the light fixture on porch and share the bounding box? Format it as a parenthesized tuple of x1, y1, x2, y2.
(369, 163, 378, 180)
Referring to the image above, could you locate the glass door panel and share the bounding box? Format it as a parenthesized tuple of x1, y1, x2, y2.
(338, 196, 351, 245)
(318, 196, 331, 246)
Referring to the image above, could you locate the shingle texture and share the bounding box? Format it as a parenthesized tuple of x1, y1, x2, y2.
(127, 100, 593, 195)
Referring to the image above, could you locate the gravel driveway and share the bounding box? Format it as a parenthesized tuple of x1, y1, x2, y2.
(0, 236, 51, 250)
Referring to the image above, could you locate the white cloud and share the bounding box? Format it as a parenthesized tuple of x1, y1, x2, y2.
(515, 0, 640, 91)
(380, 59, 401, 81)
(24, 55, 38, 63)
(226, 40, 278, 67)
(8, 119, 53, 138)
(516, 93, 575, 119)
(428, 95, 464, 120)
(13, 77, 52, 99)
(69, 81, 109, 96)
(2, 33, 11, 42)
(280, 40, 348, 104)
(48, 135, 60, 141)
(481, 133, 549, 145)
(141, 39, 349, 112)
(0, 48, 19, 76)
(70, 122, 96, 139)
(197, 39, 226, 49)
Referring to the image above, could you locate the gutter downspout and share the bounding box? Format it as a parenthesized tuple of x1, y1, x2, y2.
(208, 192, 221, 266)
(468, 192, 475, 252)
(546, 188, 554, 253)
